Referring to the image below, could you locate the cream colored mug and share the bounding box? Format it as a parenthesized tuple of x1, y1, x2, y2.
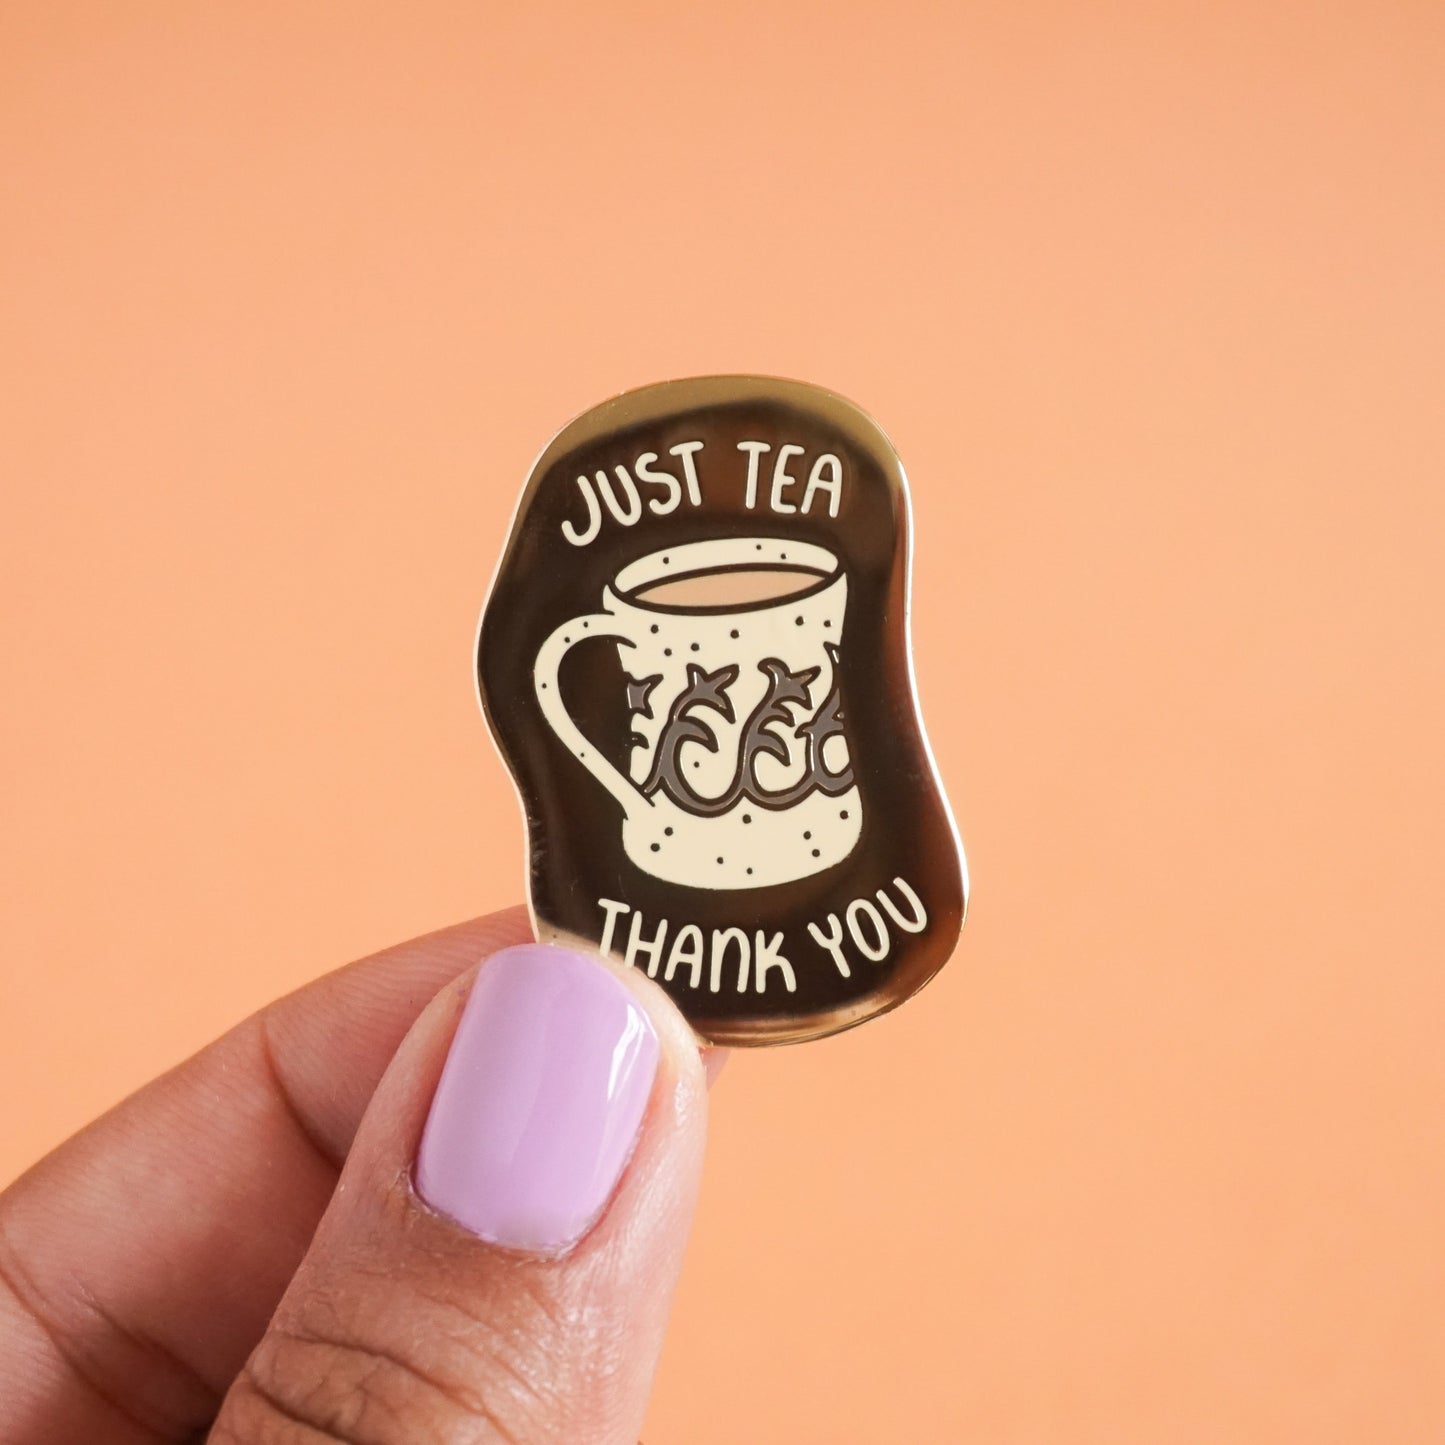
(533, 536, 862, 890)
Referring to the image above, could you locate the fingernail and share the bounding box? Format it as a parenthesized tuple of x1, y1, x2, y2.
(415, 944, 659, 1252)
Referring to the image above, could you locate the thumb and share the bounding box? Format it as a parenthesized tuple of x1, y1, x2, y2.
(208, 942, 708, 1445)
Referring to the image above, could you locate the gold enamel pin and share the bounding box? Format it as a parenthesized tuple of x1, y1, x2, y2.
(477, 376, 966, 1045)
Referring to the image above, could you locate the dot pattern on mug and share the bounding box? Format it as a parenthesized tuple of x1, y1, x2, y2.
(529, 536, 864, 894)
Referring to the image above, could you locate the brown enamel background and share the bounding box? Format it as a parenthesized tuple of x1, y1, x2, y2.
(478, 379, 965, 1043)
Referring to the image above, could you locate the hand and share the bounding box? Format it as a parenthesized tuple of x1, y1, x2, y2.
(0, 909, 717, 1443)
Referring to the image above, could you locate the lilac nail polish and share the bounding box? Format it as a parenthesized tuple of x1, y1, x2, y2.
(416, 944, 659, 1252)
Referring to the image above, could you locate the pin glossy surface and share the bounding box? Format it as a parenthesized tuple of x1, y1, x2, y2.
(477, 376, 966, 1045)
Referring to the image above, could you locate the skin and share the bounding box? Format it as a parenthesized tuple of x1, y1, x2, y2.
(0, 909, 720, 1444)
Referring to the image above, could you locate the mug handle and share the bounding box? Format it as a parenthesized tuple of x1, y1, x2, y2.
(533, 613, 655, 819)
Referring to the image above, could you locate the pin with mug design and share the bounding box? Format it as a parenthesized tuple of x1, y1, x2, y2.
(477, 376, 966, 1045)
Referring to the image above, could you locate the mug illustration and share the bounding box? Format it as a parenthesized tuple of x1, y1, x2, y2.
(533, 536, 861, 889)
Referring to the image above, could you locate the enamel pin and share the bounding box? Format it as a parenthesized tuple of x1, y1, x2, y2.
(477, 376, 966, 1045)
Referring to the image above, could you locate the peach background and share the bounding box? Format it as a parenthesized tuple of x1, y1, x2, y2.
(3, 3, 1443, 1440)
